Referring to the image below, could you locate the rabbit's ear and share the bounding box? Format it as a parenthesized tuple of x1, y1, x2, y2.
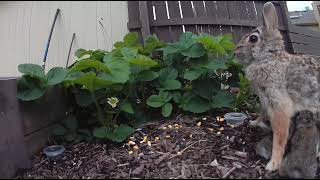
(262, 2, 278, 32)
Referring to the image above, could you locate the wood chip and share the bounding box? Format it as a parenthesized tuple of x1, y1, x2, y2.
(235, 151, 247, 158)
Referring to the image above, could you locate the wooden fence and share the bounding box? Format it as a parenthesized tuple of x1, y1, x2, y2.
(127, 1, 320, 56)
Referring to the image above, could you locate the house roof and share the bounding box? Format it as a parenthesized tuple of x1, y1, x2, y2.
(289, 10, 318, 26)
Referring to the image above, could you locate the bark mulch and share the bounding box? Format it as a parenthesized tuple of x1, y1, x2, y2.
(16, 114, 290, 179)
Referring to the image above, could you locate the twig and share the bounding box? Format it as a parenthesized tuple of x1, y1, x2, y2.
(169, 140, 207, 160)
(222, 166, 237, 178)
(35, 158, 48, 167)
(117, 163, 130, 167)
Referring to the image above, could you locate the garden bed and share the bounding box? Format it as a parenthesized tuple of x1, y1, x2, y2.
(15, 113, 295, 179)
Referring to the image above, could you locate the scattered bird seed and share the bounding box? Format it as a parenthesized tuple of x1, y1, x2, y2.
(133, 145, 139, 150)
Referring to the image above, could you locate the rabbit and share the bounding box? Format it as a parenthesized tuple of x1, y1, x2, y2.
(279, 110, 319, 179)
(256, 110, 319, 178)
(233, 1, 320, 172)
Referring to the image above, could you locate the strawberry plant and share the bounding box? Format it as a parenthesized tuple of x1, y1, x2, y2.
(17, 31, 249, 143)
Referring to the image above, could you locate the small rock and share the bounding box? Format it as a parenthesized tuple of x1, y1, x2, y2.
(210, 159, 219, 167)
(230, 136, 235, 143)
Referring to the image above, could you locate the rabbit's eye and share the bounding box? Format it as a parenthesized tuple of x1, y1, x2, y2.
(249, 35, 258, 43)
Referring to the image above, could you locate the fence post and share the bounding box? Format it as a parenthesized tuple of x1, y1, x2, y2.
(139, 1, 151, 44)
(277, 1, 294, 53)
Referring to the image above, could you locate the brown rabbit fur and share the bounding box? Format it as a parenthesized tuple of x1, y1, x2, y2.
(279, 110, 319, 179)
(234, 2, 320, 171)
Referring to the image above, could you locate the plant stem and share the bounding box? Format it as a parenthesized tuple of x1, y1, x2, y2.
(112, 94, 130, 123)
(91, 93, 108, 128)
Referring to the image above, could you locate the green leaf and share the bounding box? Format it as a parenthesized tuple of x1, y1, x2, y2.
(51, 124, 67, 136)
(18, 64, 45, 80)
(162, 103, 172, 117)
(93, 124, 135, 142)
(45, 67, 68, 86)
(176, 31, 197, 49)
(172, 92, 182, 103)
(124, 32, 139, 47)
(69, 59, 111, 73)
(17, 76, 46, 101)
(162, 79, 181, 90)
(102, 57, 130, 83)
(121, 47, 138, 60)
(181, 43, 206, 58)
(121, 101, 134, 114)
(182, 96, 211, 113)
(192, 78, 221, 100)
(205, 58, 226, 70)
(72, 72, 114, 92)
(137, 70, 158, 81)
(143, 34, 163, 54)
(158, 67, 178, 82)
(211, 91, 235, 108)
(183, 68, 205, 81)
(111, 125, 135, 142)
(129, 55, 158, 68)
(196, 34, 226, 55)
(147, 95, 165, 107)
(75, 49, 92, 58)
(159, 90, 172, 102)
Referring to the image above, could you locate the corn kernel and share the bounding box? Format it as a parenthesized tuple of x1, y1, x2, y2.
(197, 122, 202, 126)
(147, 141, 152, 146)
(208, 128, 214, 132)
(219, 127, 224, 131)
(177, 151, 182, 156)
(128, 141, 136, 145)
(217, 131, 221, 135)
(155, 137, 160, 141)
(128, 151, 134, 155)
(143, 136, 148, 142)
(162, 126, 167, 130)
(165, 135, 171, 139)
(133, 145, 139, 150)
(174, 124, 179, 127)
(168, 125, 173, 129)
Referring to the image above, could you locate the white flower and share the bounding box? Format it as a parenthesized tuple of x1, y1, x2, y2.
(107, 97, 119, 108)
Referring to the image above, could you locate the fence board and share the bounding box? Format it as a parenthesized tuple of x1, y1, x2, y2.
(180, 1, 196, 33)
(127, 1, 320, 56)
(151, 1, 171, 42)
(227, 1, 242, 43)
(289, 33, 320, 48)
(291, 43, 320, 56)
(167, 1, 183, 42)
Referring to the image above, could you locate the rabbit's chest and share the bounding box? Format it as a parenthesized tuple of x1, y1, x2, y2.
(245, 62, 285, 88)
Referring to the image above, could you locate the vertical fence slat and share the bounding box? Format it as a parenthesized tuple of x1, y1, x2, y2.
(127, 1, 143, 43)
(180, 1, 197, 33)
(151, 1, 172, 42)
(167, 1, 183, 41)
(193, 1, 207, 34)
(227, 1, 242, 43)
(139, 1, 151, 44)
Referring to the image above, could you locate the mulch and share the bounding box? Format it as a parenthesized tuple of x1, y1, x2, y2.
(15, 114, 292, 179)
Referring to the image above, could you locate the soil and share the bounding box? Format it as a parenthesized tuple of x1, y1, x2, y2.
(15, 113, 308, 179)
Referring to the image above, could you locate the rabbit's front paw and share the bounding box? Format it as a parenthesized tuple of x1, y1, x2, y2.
(266, 159, 281, 171)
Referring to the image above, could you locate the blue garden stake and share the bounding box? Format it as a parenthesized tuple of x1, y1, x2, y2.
(42, 8, 60, 70)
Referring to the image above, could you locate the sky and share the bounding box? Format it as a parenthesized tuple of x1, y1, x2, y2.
(286, 1, 313, 11)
